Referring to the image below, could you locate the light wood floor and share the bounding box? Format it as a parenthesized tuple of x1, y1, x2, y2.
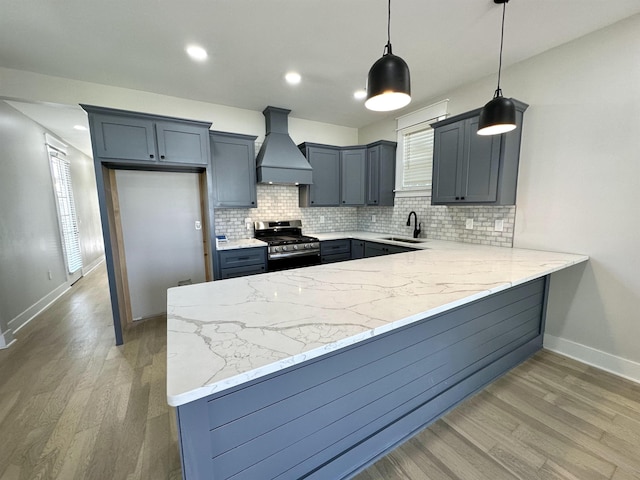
(1, 264, 639, 480)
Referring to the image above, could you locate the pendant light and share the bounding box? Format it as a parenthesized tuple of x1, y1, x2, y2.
(478, 0, 516, 136)
(365, 0, 411, 112)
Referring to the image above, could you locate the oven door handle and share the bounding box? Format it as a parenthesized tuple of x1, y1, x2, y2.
(269, 250, 320, 260)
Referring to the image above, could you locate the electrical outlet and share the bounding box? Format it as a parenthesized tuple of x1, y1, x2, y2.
(244, 217, 252, 230)
(372, 215, 376, 223)
(494, 219, 504, 232)
(465, 218, 474, 230)
(320, 216, 325, 224)
(194, 220, 202, 230)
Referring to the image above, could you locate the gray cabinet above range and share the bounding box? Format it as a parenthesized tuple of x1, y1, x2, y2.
(209, 131, 258, 208)
(83, 105, 211, 167)
(431, 99, 528, 206)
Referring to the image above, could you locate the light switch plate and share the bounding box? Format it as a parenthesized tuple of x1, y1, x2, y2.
(465, 218, 474, 230)
(372, 215, 376, 223)
(195, 220, 202, 230)
(494, 219, 504, 232)
(320, 216, 325, 224)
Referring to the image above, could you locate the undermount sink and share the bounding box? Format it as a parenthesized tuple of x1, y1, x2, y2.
(381, 237, 427, 244)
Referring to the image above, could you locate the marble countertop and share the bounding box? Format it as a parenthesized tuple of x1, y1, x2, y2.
(215, 238, 267, 250)
(167, 238, 588, 407)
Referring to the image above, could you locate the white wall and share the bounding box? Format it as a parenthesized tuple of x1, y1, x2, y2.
(0, 101, 104, 343)
(359, 14, 640, 380)
(0, 67, 358, 147)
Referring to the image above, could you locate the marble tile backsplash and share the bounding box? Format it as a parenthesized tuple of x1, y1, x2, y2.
(214, 185, 358, 239)
(214, 186, 515, 247)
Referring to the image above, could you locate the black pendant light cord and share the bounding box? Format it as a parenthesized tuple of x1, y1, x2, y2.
(494, 1, 507, 99)
(384, 0, 393, 55)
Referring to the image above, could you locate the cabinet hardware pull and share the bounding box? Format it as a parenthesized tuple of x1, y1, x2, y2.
(150, 154, 154, 159)
(461, 196, 465, 200)
(238, 257, 249, 261)
(160, 155, 165, 159)
(251, 201, 255, 204)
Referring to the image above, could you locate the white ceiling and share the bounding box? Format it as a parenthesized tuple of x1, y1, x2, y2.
(2, 0, 640, 155)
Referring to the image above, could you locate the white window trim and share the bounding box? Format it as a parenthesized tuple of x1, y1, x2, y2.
(395, 100, 449, 197)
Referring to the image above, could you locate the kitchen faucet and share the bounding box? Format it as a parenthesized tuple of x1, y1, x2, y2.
(406, 211, 421, 239)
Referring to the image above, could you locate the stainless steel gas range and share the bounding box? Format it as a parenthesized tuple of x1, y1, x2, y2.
(254, 220, 320, 272)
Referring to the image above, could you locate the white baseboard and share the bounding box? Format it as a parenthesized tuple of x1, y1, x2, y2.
(544, 334, 640, 385)
(9, 282, 71, 334)
(82, 255, 105, 276)
(0, 331, 16, 349)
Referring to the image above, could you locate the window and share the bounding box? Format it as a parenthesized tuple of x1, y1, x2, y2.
(46, 134, 83, 281)
(395, 100, 448, 197)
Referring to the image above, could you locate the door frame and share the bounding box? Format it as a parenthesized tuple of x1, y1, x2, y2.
(95, 163, 214, 344)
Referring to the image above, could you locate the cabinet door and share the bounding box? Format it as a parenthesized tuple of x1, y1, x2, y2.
(92, 114, 156, 162)
(308, 147, 340, 206)
(340, 148, 366, 206)
(460, 117, 500, 203)
(351, 240, 365, 259)
(210, 134, 257, 208)
(364, 242, 388, 258)
(377, 143, 396, 206)
(156, 122, 209, 165)
(431, 121, 464, 204)
(366, 147, 380, 205)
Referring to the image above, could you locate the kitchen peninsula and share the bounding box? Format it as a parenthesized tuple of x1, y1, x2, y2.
(167, 238, 587, 480)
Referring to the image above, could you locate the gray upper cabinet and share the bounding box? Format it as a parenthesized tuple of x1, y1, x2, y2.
(299, 143, 341, 207)
(299, 142, 392, 208)
(91, 114, 156, 162)
(431, 99, 528, 206)
(209, 131, 258, 208)
(366, 141, 396, 206)
(83, 105, 211, 167)
(156, 121, 210, 165)
(340, 148, 366, 206)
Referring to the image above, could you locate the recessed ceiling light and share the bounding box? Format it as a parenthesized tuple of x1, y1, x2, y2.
(73, 125, 87, 131)
(353, 90, 367, 100)
(186, 45, 208, 61)
(285, 72, 301, 85)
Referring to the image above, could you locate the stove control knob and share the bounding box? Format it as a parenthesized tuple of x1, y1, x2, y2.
(305, 244, 311, 249)
(293, 245, 298, 250)
(274, 246, 280, 252)
(282, 246, 288, 251)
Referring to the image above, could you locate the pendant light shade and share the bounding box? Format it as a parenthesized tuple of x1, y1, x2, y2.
(477, 0, 516, 136)
(478, 93, 516, 135)
(365, 0, 411, 112)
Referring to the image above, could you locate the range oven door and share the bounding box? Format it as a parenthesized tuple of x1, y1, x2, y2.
(268, 252, 321, 272)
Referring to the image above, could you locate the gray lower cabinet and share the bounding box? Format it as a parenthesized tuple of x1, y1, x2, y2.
(320, 239, 352, 264)
(366, 141, 396, 206)
(83, 105, 211, 166)
(340, 148, 366, 206)
(209, 131, 258, 208)
(351, 239, 365, 259)
(364, 241, 415, 258)
(175, 277, 548, 479)
(217, 248, 267, 279)
(431, 99, 528, 205)
(299, 144, 341, 207)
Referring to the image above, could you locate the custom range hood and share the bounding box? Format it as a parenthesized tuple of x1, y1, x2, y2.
(256, 106, 313, 185)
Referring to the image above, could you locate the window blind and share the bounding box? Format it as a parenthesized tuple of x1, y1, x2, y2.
(49, 149, 83, 275)
(402, 126, 434, 188)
